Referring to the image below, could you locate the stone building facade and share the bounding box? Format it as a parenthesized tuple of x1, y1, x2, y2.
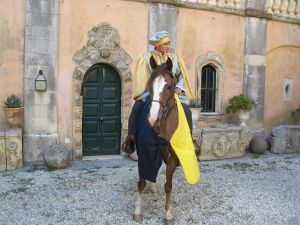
(0, 0, 299, 162)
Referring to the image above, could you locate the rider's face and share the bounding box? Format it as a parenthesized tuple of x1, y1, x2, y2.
(156, 41, 170, 54)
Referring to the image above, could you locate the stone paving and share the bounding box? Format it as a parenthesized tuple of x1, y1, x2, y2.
(0, 151, 299, 225)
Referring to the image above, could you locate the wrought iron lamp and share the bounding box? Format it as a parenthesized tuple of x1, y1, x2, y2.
(35, 70, 47, 91)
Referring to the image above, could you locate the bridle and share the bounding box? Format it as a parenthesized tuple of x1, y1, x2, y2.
(151, 99, 170, 119)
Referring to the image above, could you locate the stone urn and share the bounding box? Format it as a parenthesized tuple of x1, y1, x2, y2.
(190, 107, 202, 122)
(238, 110, 250, 127)
(3, 108, 23, 128)
(44, 144, 71, 169)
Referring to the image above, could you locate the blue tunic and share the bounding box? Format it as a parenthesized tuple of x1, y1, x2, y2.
(136, 98, 167, 182)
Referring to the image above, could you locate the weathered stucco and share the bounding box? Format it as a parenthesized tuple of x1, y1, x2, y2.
(176, 7, 246, 113)
(265, 21, 300, 131)
(0, 0, 25, 129)
(57, 0, 148, 149)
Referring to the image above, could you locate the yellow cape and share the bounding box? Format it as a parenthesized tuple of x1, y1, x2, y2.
(134, 52, 195, 100)
(170, 94, 200, 185)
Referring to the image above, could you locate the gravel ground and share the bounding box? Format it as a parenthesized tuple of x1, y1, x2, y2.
(0, 151, 299, 225)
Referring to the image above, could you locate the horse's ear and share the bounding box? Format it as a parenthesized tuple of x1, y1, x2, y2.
(166, 57, 173, 72)
(150, 55, 158, 70)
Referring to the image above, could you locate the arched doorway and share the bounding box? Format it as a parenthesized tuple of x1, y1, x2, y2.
(82, 64, 121, 156)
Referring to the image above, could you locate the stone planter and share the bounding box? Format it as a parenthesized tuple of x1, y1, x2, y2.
(238, 110, 250, 127)
(3, 108, 23, 128)
(190, 107, 202, 122)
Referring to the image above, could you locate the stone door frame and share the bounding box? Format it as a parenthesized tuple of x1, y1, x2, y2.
(72, 22, 132, 159)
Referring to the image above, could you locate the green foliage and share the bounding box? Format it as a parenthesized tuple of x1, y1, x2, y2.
(189, 98, 202, 108)
(226, 93, 256, 113)
(291, 108, 300, 117)
(3, 94, 22, 108)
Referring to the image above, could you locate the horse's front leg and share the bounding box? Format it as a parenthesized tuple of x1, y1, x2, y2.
(133, 178, 146, 222)
(164, 157, 178, 225)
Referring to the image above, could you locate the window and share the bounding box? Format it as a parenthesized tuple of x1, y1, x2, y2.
(201, 64, 217, 112)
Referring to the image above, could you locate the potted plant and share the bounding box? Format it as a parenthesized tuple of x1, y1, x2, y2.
(291, 108, 300, 125)
(189, 98, 202, 122)
(3, 94, 23, 128)
(226, 93, 256, 127)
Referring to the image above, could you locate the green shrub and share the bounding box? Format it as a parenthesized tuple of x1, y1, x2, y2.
(189, 98, 202, 108)
(3, 94, 22, 108)
(291, 108, 300, 117)
(226, 93, 256, 113)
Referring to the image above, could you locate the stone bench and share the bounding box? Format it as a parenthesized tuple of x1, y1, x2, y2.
(271, 125, 300, 154)
(193, 125, 252, 160)
(0, 129, 23, 171)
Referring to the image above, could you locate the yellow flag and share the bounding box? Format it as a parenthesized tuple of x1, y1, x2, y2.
(170, 94, 200, 185)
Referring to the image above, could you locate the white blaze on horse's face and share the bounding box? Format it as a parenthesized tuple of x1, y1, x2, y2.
(148, 75, 166, 126)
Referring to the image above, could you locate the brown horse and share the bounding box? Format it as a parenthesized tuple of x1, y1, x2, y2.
(133, 56, 200, 225)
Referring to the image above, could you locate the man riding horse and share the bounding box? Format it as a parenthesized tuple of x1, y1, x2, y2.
(122, 31, 194, 154)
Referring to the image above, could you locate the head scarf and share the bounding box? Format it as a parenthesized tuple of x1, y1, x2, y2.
(149, 31, 170, 47)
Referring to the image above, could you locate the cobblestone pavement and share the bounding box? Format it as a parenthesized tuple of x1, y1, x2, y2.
(0, 151, 299, 225)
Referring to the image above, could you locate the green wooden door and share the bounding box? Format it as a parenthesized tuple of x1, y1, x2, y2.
(82, 64, 121, 156)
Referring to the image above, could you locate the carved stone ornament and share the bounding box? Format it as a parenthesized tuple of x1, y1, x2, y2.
(196, 51, 224, 72)
(213, 134, 231, 157)
(73, 22, 132, 69)
(238, 127, 252, 151)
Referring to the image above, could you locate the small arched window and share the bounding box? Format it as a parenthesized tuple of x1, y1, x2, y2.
(201, 64, 217, 112)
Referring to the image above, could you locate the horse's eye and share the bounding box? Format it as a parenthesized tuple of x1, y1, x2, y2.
(167, 85, 173, 90)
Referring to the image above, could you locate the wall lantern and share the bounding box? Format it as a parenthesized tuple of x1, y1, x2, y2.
(35, 70, 47, 91)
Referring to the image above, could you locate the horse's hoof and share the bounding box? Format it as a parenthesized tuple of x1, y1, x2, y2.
(133, 213, 143, 222)
(165, 218, 175, 225)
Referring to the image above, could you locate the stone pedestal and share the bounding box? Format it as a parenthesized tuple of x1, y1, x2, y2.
(5, 129, 23, 170)
(0, 129, 23, 171)
(193, 126, 252, 160)
(271, 125, 300, 154)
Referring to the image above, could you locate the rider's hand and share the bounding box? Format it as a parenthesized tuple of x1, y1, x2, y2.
(175, 87, 182, 94)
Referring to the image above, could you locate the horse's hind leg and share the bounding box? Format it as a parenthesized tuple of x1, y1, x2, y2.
(133, 178, 146, 222)
(164, 159, 177, 225)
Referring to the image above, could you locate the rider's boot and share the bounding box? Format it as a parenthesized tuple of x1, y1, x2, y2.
(121, 134, 135, 154)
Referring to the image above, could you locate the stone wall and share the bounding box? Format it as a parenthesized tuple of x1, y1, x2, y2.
(1, 0, 300, 162)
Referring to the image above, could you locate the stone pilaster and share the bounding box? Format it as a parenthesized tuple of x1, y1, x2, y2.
(148, 3, 177, 52)
(23, 0, 59, 162)
(243, 5, 267, 130)
(0, 131, 5, 171)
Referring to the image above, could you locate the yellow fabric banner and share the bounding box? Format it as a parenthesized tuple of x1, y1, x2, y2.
(170, 94, 200, 185)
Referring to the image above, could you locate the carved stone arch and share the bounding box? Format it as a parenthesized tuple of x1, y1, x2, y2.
(72, 22, 133, 159)
(195, 51, 225, 114)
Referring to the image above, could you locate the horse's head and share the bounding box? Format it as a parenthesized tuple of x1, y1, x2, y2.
(147, 56, 175, 132)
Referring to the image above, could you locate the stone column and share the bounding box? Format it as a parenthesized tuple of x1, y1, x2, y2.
(148, 3, 177, 52)
(243, 0, 267, 132)
(23, 0, 59, 162)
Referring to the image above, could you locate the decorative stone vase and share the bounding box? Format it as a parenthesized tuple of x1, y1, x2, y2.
(44, 144, 71, 169)
(190, 107, 202, 122)
(238, 110, 250, 127)
(3, 108, 23, 128)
